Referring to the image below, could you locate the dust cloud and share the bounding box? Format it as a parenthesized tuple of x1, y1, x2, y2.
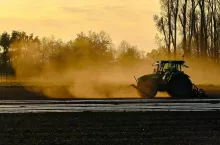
(183, 59, 220, 85)
(16, 65, 155, 98)
(8, 41, 156, 98)
(8, 38, 220, 98)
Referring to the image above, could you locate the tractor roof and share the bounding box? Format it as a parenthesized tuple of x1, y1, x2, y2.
(157, 60, 185, 64)
(153, 60, 187, 66)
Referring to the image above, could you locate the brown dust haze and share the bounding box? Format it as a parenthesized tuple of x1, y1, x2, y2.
(8, 41, 220, 98)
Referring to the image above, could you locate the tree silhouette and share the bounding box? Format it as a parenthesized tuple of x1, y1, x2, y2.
(0, 32, 11, 77)
(154, 0, 220, 62)
(0, 30, 146, 78)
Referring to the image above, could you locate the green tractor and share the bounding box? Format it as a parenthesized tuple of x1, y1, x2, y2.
(132, 60, 207, 98)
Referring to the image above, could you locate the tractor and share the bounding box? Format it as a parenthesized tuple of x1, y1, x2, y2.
(132, 60, 207, 98)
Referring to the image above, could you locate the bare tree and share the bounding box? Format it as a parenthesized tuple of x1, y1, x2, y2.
(170, 0, 179, 58)
(179, 0, 188, 56)
(154, 0, 173, 58)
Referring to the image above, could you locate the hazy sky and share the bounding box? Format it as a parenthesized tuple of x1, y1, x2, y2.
(0, 0, 160, 52)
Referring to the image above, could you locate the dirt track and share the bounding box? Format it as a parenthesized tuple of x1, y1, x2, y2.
(0, 112, 219, 145)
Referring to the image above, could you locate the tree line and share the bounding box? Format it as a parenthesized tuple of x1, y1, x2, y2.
(153, 0, 220, 62)
(0, 30, 145, 76)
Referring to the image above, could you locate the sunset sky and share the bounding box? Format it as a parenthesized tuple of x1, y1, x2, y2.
(0, 0, 160, 52)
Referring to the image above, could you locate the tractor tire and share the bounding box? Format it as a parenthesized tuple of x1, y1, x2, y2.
(136, 86, 157, 99)
(137, 79, 158, 99)
(167, 74, 192, 98)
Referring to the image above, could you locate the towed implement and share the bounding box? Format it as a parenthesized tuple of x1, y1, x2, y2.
(132, 60, 207, 98)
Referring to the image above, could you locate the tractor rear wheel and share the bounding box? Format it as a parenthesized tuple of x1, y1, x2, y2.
(137, 79, 158, 98)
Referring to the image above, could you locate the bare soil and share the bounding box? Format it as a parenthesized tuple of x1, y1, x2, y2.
(0, 84, 219, 99)
(0, 87, 47, 100)
(0, 112, 220, 145)
(198, 85, 220, 98)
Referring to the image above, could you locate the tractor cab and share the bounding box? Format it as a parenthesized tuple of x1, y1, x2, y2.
(153, 60, 189, 74)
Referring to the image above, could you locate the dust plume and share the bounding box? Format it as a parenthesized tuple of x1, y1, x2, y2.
(183, 58, 220, 85)
(8, 35, 155, 98)
(8, 32, 220, 99)
(11, 61, 153, 98)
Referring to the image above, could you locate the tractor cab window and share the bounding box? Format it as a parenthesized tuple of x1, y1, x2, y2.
(163, 63, 169, 71)
(153, 61, 183, 74)
(163, 63, 173, 71)
(156, 64, 165, 73)
(162, 62, 178, 72)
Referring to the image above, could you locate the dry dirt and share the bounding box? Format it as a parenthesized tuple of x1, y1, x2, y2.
(0, 112, 220, 145)
(0, 84, 219, 99)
